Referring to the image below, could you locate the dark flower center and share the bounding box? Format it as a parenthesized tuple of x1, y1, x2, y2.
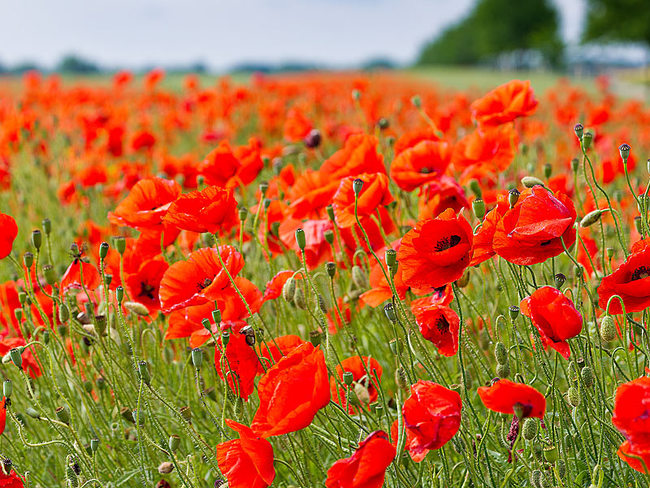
(540, 239, 553, 246)
(420, 167, 433, 174)
(139, 282, 156, 300)
(436, 316, 450, 333)
(435, 235, 461, 252)
(197, 277, 214, 291)
(631, 266, 650, 281)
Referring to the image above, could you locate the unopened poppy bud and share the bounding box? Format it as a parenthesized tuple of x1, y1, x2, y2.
(9, 348, 22, 370)
(295, 228, 306, 251)
(23, 252, 33, 269)
(580, 209, 604, 227)
(554, 273, 566, 289)
(377, 118, 389, 130)
(13, 309, 22, 322)
(114, 236, 126, 255)
(25, 407, 40, 419)
(326, 261, 336, 278)
(309, 330, 322, 347)
(70, 242, 79, 256)
(294, 288, 307, 309)
(385, 248, 397, 267)
(90, 438, 99, 453)
(179, 406, 191, 423)
(455, 270, 470, 288)
(56, 405, 70, 425)
(581, 366, 594, 388)
(42, 218, 51, 235)
(191, 348, 202, 369)
(582, 130, 593, 150)
(158, 462, 174, 474)
(521, 176, 544, 188)
(522, 418, 537, 440)
(468, 179, 481, 198)
(343, 371, 354, 386)
(281, 278, 296, 306)
(354, 383, 370, 404)
(259, 181, 269, 197)
(600, 315, 616, 342)
(138, 360, 151, 386)
(124, 301, 149, 316)
(573, 123, 584, 140)
(494, 342, 507, 364)
(567, 386, 580, 407)
(508, 306, 519, 321)
(384, 303, 397, 323)
(543, 163, 552, 179)
(221, 330, 230, 347)
(619, 143, 631, 162)
(352, 178, 364, 196)
(472, 199, 486, 220)
(2, 380, 11, 398)
(508, 189, 520, 208)
(395, 367, 408, 389)
(324, 229, 334, 244)
(31, 230, 42, 250)
(351, 266, 368, 289)
(410, 95, 421, 108)
(496, 362, 510, 378)
(116, 286, 124, 303)
(304, 129, 322, 148)
(59, 303, 70, 323)
(326, 205, 335, 221)
(543, 445, 558, 463)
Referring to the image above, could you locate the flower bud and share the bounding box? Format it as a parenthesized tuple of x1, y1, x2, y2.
(554, 273, 566, 289)
(42, 218, 51, 235)
(343, 371, 354, 386)
(192, 348, 203, 369)
(573, 123, 584, 140)
(56, 405, 70, 425)
(353, 178, 364, 195)
(9, 348, 22, 370)
(494, 342, 508, 364)
(304, 129, 322, 149)
(23, 252, 33, 269)
(580, 209, 604, 227)
(496, 362, 510, 378)
(282, 277, 297, 303)
(354, 383, 370, 404)
(309, 330, 322, 347)
(508, 189, 520, 208)
(26, 407, 40, 419)
(294, 288, 307, 310)
(472, 199, 486, 220)
(31, 230, 42, 250)
(543, 163, 552, 179)
(581, 366, 594, 388)
(521, 176, 544, 188)
(158, 462, 174, 474)
(138, 360, 151, 386)
(295, 228, 306, 251)
(124, 302, 149, 316)
(351, 266, 368, 289)
(318, 294, 327, 314)
(600, 315, 616, 342)
(567, 386, 580, 407)
(619, 143, 631, 163)
(2, 380, 11, 398)
(522, 418, 537, 440)
(116, 286, 124, 304)
(395, 367, 408, 390)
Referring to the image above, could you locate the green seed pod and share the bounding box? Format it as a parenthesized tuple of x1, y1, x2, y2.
(522, 418, 537, 440)
(494, 342, 508, 364)
(567, 386, 580, 407)
(343, 371, 354, 386)
(212, 308, 222, 324)
(571, 158, 580, 172)
(14, 308, 22, 322)
(42, 218, 52, 235)
(309, 330, 322, 347)
(294, 288, 307, 310)
(295, 228, 306, 251)
(324, 229, 334, 245)
(326, 205, 335, 222)
(353, 178, 364, 195)
(496, 362, 510, 378)
(115, 286, 124, 304)
(508, 189, 520, 208)
(581, 366, 594, 388)
(582, 130, 594, 150)
(351, 266, 368, 289)
(521, 176, 544, 188)
(600, 315, 616, 342)
(90, 438, 99, 453)
(222, 330, 230, 347)
(282, 277, 296, 303)
(9, 348, 23, 370)
(469, 179, 482, 198)
(23, 252, 34, 269)
(635, 216, 643, 235)
(543, 163, 552, 179)
(31, 229, 42, 250)
(385, 248, 397, 268)
(192, 348, 203, 369)
(238, 206, 248, 222)
(574, 123, 584, 140)
(543, 445, 558, 463)
(410, 94, 421, 108)
(43, 264, 56, 285)
(619, 143, 631, 163)
(580, 209, 604, 228)
(137, 360, 151, 386)
(169, 434, 180, 452)
(99, 241, 109, 260)
(26, 407, 40, 419)
(508, 306, 519, 321)
(2, 380, 11, 398)
(384, 303, 397, 324)
(114, 236, 126, 255)
(56, 405, 71, 425)
(472, 199, 486, 220)
(179, 406, 192, 423)
(326, 261, 336, 278)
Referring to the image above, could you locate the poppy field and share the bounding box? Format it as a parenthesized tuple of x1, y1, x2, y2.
(0, 70, 649, 488)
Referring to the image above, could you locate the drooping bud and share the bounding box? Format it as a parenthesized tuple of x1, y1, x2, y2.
(168, 435, 180, 452)
(294, 288, 307, 310)
(351, 266, 368, 289)
(580, 209, 604, 227)
(9, 348, 22, 370)
(496, 362, 510, 378)
(521, 176, 544, 188)
(124, 302, 149, 316)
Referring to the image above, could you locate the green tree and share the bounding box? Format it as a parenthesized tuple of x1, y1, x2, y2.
(57, 54, 100, 74)
(583, 0, 650, 46)
(417, 0, 563, 66)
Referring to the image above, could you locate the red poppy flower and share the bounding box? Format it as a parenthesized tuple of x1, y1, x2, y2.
(617, 440, 650, 474)
(61, 258, 101, 295)
(492, 186, 576, 266)
(320, 134, 386, 179)
(0, 338, 41, 378)
(399, 208, 473, 289)
(333, 173, 393, 228)
(612, 376, 650, 449)
(258, 335, 306, 364)
(158, 246, 244, 313)
(108, 177, 181, 229)
(123, 257, 169, 314)
(0, 397, 6, 435)
(411, 299, 459, 357)
(390, 140, 451, 192)
(477, 379, 546, 419)
(0, 213, 18, 259)
(520, 286, 582, 359)
(417, 176, 469, 219)
(325, 430, 395, 488)
(598, 245, 650, 314)
(0, 467, 23, 488)
(401, 380, 462, 459)
(163, 185, 239, 235)
(471, 80, 538, 126)
(452, 124, 517, 175)
(217, 419, 275, 488)
(470, 195, 509, 266)
(252, 342, 330, 437)
(262, 270, 295, 302)
(215, 321, 262, 400)
(330, 356, 382, 413)
(198, 141, 241, 188)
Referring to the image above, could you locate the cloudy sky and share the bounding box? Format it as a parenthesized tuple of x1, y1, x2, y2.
(0, 0, 585, 70)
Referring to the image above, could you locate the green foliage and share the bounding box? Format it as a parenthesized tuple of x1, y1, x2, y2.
(584, 0, 650, 45)
(417, 0, 564, 66)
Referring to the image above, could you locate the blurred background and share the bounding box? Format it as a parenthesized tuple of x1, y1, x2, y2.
(0, 0, 648, 95)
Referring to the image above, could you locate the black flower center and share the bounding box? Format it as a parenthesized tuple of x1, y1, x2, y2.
(631, 266, 650, 281)
(436, 316, 450, 333)
(435, 235, 461, 252)
(139, 282, 156, 300)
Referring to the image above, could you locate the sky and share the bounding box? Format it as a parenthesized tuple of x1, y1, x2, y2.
(0, 0, 585, 71)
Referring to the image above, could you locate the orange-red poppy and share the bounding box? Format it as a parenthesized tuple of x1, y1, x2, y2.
(163, 185, 239, 235)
